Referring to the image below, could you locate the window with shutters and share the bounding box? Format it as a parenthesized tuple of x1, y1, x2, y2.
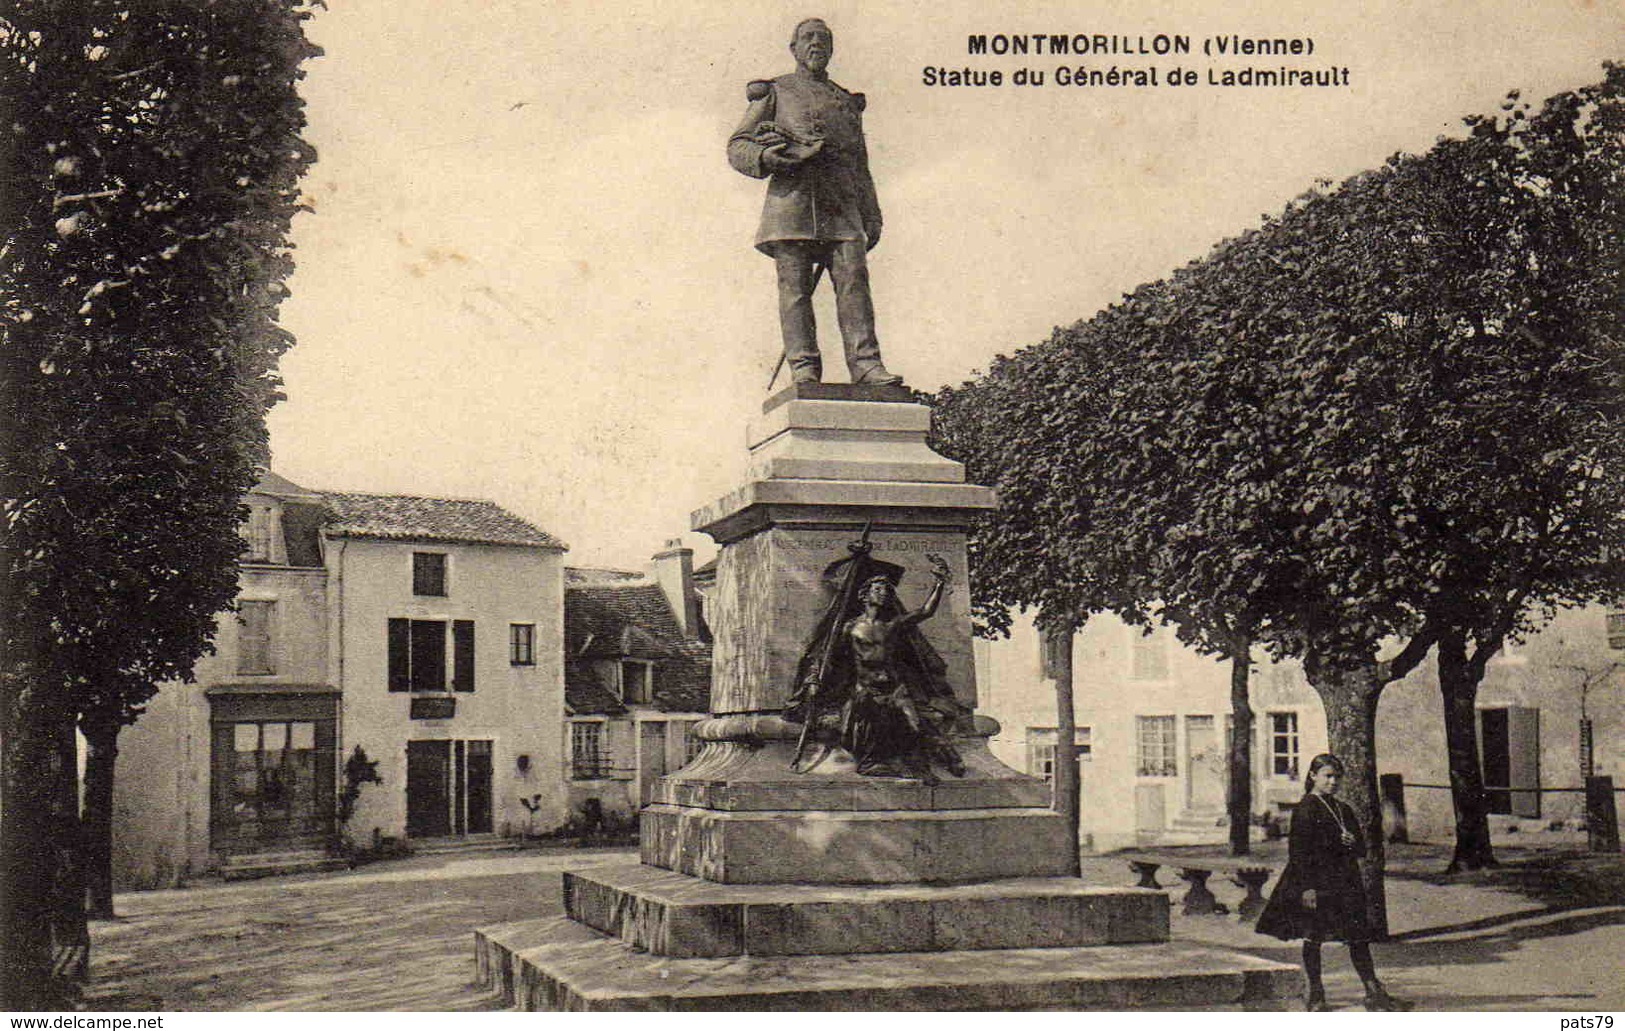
(412, 552, 447, 596)
(237, 600, 276, 675)
(388, 618, 476, 693)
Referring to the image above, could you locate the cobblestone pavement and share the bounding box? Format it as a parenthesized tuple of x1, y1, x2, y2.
(82, 848, 631, 1011)
(79, 841, 1625, 1012)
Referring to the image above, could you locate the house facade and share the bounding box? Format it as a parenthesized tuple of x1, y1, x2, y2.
(1375, 605, 1624, 840)
(977, 604, 1623, 851)
(111, 473, 570, 887)
(977, 613, 1327, 852)
(563, 542, 711, 818)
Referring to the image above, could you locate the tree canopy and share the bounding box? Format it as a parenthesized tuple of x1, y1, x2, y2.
(932, 65, 1625, 930)
(1, 1, 319, 1006)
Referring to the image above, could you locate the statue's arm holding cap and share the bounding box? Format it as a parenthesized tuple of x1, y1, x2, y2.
(728, 80, 777, 179)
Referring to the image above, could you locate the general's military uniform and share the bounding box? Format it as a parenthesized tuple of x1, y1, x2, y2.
(729, 71, 896, 385)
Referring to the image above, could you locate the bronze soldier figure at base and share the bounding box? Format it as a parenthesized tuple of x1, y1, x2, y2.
(728, 18, 903, 387)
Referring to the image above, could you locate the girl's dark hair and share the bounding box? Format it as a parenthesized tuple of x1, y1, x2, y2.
(1302, 752, 1345, 794)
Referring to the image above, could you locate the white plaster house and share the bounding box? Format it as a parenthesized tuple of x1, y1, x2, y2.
(110, 472, 569, 886)
(977, 613, 1327, 852)
(977, 603, 1623, 852)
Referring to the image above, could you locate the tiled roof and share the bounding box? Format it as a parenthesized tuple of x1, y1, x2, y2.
(564, 580, 711, 715)
(566, 567, 647, 587)
(317, 492, 567, 549)
(568, 584, 685, 658)
(252, 469, 322, 499)
(654, 640, 711, 714)
(564, 658, 628, 716)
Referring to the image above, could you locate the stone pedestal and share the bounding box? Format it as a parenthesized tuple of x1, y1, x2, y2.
(474, 387, 1294, 1010)
(651, 388, 1077, 884)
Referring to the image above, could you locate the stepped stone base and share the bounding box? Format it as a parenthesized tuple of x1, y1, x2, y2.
(642, 802, 1076, 885)
(564, 864, 1167, 957)
(474, 917, 1299, 1012)
(643, 723, 1077, 885)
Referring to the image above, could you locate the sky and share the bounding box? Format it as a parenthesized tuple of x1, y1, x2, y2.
(268, 0, 1625, 572)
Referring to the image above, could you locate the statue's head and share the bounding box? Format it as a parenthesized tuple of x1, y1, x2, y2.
(790, 18, 833, 74)
(861, 575, 894, 606)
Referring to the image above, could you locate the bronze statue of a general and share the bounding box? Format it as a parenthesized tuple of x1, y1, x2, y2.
(729, 18, 902, 387)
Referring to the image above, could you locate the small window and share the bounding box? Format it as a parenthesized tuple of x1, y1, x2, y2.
(510, 623, 535, 666)
(1269, 711, 1300, 779)
(571, 723, 610, 779)
(621, 660, 653, 704)
(237, 600, 276, 675)
(1136, 715, 1177, 777)
(413, 552, 447, 597)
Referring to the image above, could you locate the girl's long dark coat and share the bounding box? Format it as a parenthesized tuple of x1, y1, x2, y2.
(1255, 793, 1375, 943)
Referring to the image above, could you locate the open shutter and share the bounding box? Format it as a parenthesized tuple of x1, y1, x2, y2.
(387, 618, 410, 692)
(1508, 706, 1541, 818)
(453, 620, 475, 692)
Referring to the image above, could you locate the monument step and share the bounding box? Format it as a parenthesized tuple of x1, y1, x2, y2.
(474, 916, 1299, 1012)
(563, 864, 1168, 958)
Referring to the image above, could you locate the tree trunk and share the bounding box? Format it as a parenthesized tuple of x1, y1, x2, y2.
(81, 718, 120, 919)
(0, 683, 75, 1009)
(1227, 644, 1254, 856)
(1438, 630, 1496, 872)
(1304, 652, 1389, 938)
(1047, 619, 1082, 877)
(50, 712, 89, 990)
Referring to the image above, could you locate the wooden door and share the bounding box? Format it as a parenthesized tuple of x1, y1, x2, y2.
(1185, 715, 1225, 810)
(406, 740, 451, 837)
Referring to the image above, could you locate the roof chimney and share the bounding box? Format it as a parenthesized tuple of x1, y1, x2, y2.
(651, 538, 700, 637)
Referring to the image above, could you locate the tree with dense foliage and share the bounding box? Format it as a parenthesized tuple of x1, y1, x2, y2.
(1383, 74, 1625, 872)
(933, 66, 1625, 931)
(932, 329, 1151, 872)
(1, 2, 318, 1006)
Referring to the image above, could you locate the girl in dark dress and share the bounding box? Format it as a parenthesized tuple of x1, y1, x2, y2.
(1255, 753, 1412, 1011)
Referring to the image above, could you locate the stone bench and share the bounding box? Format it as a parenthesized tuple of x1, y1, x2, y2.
(1118, 851, 1278, 920)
